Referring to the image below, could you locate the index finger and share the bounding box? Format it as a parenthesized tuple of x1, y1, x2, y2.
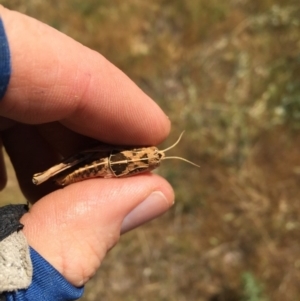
(0, 7, 170, 145)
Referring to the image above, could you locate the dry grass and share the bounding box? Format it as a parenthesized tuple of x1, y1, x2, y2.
(1, 0, 300, 300)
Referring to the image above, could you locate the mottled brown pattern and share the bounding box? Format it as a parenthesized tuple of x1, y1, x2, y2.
(56, 157, 112, 186)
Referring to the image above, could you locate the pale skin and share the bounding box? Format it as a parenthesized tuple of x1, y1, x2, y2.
(0, 6, 174, 288)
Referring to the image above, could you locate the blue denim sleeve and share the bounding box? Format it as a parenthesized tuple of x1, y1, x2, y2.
(0, 17, 11, 99)
(4, 247, 84, 301)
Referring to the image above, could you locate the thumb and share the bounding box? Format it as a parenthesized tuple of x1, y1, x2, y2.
(20, 174, 174, 287)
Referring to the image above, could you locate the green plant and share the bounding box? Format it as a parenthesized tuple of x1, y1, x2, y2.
(242, 272, 268, 301)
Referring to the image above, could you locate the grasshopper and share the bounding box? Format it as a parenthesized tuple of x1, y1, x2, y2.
(32, 132, 199, 186)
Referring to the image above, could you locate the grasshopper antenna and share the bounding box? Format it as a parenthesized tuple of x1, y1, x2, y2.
(160, 131, 200, 168)
(161, 131, 185, 153)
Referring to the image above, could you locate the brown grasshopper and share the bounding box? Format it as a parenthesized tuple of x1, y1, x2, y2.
(32, 132, 199, 186)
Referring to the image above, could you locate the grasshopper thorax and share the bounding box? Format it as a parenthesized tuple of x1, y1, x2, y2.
(108, 146, 163, 177)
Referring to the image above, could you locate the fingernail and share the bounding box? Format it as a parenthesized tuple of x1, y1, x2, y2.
(121, 191, 172, 234)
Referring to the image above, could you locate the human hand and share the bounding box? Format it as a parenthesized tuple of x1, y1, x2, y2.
(0, 6, 174, 287)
